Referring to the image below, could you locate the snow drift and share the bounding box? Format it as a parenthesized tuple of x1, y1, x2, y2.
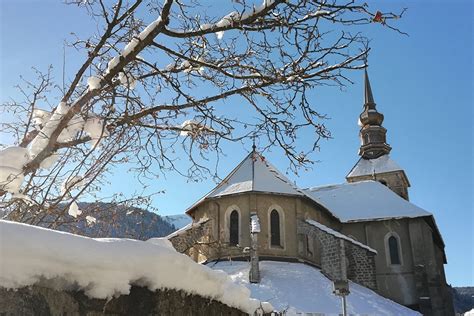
(0, 220, 272, 314)
(211, 261, 421, 315)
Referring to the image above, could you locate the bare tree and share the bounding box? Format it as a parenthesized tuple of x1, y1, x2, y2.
(0, 0, 404, 227)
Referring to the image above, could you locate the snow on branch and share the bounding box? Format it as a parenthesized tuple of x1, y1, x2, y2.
(0, 0, 405, 226)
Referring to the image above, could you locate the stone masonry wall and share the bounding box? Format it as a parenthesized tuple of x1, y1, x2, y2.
(0, 285, 252, 316)
(345, 242, 377, 290)
(168, 219, 212, 253)
(297, 220, 377, 290)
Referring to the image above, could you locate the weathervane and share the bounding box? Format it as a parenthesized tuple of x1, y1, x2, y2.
(251, 134, 257, 153)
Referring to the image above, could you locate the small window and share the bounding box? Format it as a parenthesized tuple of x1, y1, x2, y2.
(229, 210, 239, 246)
(388, 236, 401, 265)
(270, 209, 281, 247)
(379, 180, 388, 186)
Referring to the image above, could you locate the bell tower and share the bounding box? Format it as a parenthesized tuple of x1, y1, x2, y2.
(347, 69, 410, 200)
(358, 70, 392, 159)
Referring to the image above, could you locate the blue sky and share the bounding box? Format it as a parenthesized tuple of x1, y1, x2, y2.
(1, 1, 472, 286)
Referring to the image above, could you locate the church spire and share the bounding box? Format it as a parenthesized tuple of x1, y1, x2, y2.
(364, 69, 375, 106)
(357, 69, 392, 159)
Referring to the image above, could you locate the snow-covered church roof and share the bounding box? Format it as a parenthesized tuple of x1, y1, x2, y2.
(303, 181, 432, 223)
(186, 151, 303, 213)
(347, 154, 404, 178)
(187, 152, 432, 223)
(209, 151, 303, 197)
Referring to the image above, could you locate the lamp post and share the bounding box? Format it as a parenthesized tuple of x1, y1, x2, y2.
(333, 279, 350, 316)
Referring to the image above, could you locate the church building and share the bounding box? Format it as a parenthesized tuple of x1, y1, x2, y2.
(169, 70, 454, 315)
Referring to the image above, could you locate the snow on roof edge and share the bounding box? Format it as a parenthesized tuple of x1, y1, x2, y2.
(346, 155, 404, 178)
(185, 152, 254, 214)
(305, 219, 377, 253)
(260, 157, 305, 196)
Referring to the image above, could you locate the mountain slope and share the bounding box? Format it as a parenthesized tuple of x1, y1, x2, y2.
(163, 214, 192, 230)
(52, 202, 176, 240)
(453, 287, 474, 314)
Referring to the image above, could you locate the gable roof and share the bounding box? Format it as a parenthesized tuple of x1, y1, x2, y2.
(303, 181, 431, 223)
(347, 155, 403, 178)
(186, 151, 303, 213)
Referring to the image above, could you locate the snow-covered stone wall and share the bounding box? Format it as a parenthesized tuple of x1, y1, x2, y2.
(297, 220, 377, 290)
(168, 219, 213, 254)
(0, 220, 272, 314)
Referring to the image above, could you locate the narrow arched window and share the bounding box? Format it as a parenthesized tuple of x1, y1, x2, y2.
(229, 210, 239, 246)
(388, 236, 401, 264)
(270, 209, 281, 247)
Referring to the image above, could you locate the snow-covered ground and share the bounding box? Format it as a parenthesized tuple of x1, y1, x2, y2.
(0, 220, 272, 314)
(210, 260, 421, 316)
(163, 214, 192, 230)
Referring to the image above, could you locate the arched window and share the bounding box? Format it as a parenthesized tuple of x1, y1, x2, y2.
(270, 209, 281, 247)
(229, 210, 239, 246)
(388, 236, 401, 265)
(379, 180, 388, 186)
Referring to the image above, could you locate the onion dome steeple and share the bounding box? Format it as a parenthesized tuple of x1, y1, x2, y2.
(358, 69, 392, 159)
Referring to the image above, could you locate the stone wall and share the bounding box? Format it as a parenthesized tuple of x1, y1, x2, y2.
(168, 219, 212, 254)
(345, 242, 377, 290)
(0, 285, 253, 316)
(297, 220, 377, 290)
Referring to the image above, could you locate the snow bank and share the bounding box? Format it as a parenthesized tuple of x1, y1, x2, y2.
(211, 261, 420, 315)
(0, 220, 272, 314)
